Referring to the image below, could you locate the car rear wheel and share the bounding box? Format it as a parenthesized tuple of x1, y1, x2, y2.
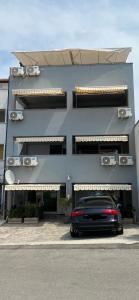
(117, 227, 124, 235)
(70, 226, 79, 238)
(70, 231, 79, 238)
(112, 227, 123, 235)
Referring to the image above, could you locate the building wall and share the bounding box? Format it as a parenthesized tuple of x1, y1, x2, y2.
(6, 64, 138, 213)
(0, 81, 8, 205)
(0, 89, 8, 109)
(135, 122, 139, 213)
(0, 85, 8, 148)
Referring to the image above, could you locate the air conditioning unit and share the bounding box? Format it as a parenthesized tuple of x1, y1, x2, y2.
(119, 156, 134, 165)
(9, 111, 24, 121)
(118, 108, 132, 118)
(26, 66, 40, 76)
(101, 156, 116, 166)
(23, 157, 38, 166)
(11, 67, 24, 77)
(7, 157, 21, 166)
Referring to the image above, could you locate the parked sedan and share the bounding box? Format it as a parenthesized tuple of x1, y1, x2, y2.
(70, 196, 123, 237)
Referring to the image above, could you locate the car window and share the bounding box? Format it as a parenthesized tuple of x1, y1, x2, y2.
(77, 198, 115, 208)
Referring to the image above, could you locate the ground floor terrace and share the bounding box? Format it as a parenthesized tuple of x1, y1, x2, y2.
(3, 183, 136, 221)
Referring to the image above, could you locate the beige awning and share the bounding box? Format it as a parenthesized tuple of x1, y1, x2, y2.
(74, 184, 132, 191)
(12, 88, 65, 97)
(15, 137, 65, 143)
(74, 86, 128, 95)
(5, 184, 61, 191)
(75, 136, 128, 142)
(12, 48, 131, 66)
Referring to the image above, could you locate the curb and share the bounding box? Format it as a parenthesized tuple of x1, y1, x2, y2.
(0, 243, 139, 249)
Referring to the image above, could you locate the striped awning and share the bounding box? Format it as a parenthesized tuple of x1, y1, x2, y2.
(5, 184, 61, 191)
(74, 184, 132, 191)
(75, 136, 128, 142)
(15, 137, 65, 143)
(12, 88, 65, 97)
(74, 86, 128, 95)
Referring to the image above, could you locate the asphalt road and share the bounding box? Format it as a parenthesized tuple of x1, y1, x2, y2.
(0, 249, 139, 300)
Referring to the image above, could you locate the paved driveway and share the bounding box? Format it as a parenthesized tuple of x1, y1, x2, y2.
(0, 221, 139, 245)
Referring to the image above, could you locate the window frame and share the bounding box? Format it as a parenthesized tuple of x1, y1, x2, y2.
(0, 109, 6, 123)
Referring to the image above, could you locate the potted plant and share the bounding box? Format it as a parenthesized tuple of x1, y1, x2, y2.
(58, 197, 72, 214)
(8, 206, 24, 224)
(23, 203, 39, 224)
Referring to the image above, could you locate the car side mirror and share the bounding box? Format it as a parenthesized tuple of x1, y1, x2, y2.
(116, 204, 121, 209)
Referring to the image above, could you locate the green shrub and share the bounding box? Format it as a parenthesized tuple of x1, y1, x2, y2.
(58, 197, 72, 208)
(24, 203, 39, 218)
(8, 207, 24, 218)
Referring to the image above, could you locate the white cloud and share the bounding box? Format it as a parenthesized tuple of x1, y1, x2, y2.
(0, 0, 139, 119)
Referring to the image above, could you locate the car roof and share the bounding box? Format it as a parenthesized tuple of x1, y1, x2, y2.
(79, 196, 113, 201)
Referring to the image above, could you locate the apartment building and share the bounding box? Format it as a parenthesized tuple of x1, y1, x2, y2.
(5, 48, 137, 220)
(0, 79, 8, 209)
(135, 121, 139, 215)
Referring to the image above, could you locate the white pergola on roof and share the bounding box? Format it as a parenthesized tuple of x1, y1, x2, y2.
(12, 48, 131, 67)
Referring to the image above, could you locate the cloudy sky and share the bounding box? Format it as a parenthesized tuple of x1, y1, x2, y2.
(0, 0, 139, 119)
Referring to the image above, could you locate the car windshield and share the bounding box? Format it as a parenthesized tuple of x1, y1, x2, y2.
(77, 197, 115, 208)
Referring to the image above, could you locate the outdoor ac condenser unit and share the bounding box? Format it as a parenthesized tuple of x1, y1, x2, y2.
(101, 156, 116, 166)
(9, 111, 24, 121)
(118, 108, 132, 118)
(25, 66, 40, 76)
(11, 67, 24, 77)
(118, 156, 134, 165)
(23, 157, 38, 166)
(7, 157, 21, 166)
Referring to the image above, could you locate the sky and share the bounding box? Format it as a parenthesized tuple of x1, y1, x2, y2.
(0, 0, 139, 119)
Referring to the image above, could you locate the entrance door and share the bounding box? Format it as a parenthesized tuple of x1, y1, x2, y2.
(43, 191, 57, 212)
(120, 191, 133, 219)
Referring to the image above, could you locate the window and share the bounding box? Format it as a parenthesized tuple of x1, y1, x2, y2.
(0, 110, 5, 122)
(0, 81, 8, 89)
(73, 90, 128, 108)
(15, 94, 67, 109)
(73, 138, 129, 154)
(0, 145, 4, 159)
(14, 138, 66, 155)
(50, 144, 66, 154)
(60, 185, 66, 198)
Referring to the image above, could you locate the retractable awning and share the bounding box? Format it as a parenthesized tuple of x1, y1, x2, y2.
(15, 137, 65, 143)
(12, 48, 131, 66)
(75, 136, 128, 142)
(74, 184, 132, 191)
(12, 88, 65, 97)
(74, 86, 128, 95)
(5, 184, 61, 191)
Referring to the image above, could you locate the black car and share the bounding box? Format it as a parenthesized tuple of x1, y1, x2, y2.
(70, 196, 123, 237)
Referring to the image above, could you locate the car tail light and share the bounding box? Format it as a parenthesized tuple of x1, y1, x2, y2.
(102, 209, 120, 216)
(70, 210, 85, 217)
